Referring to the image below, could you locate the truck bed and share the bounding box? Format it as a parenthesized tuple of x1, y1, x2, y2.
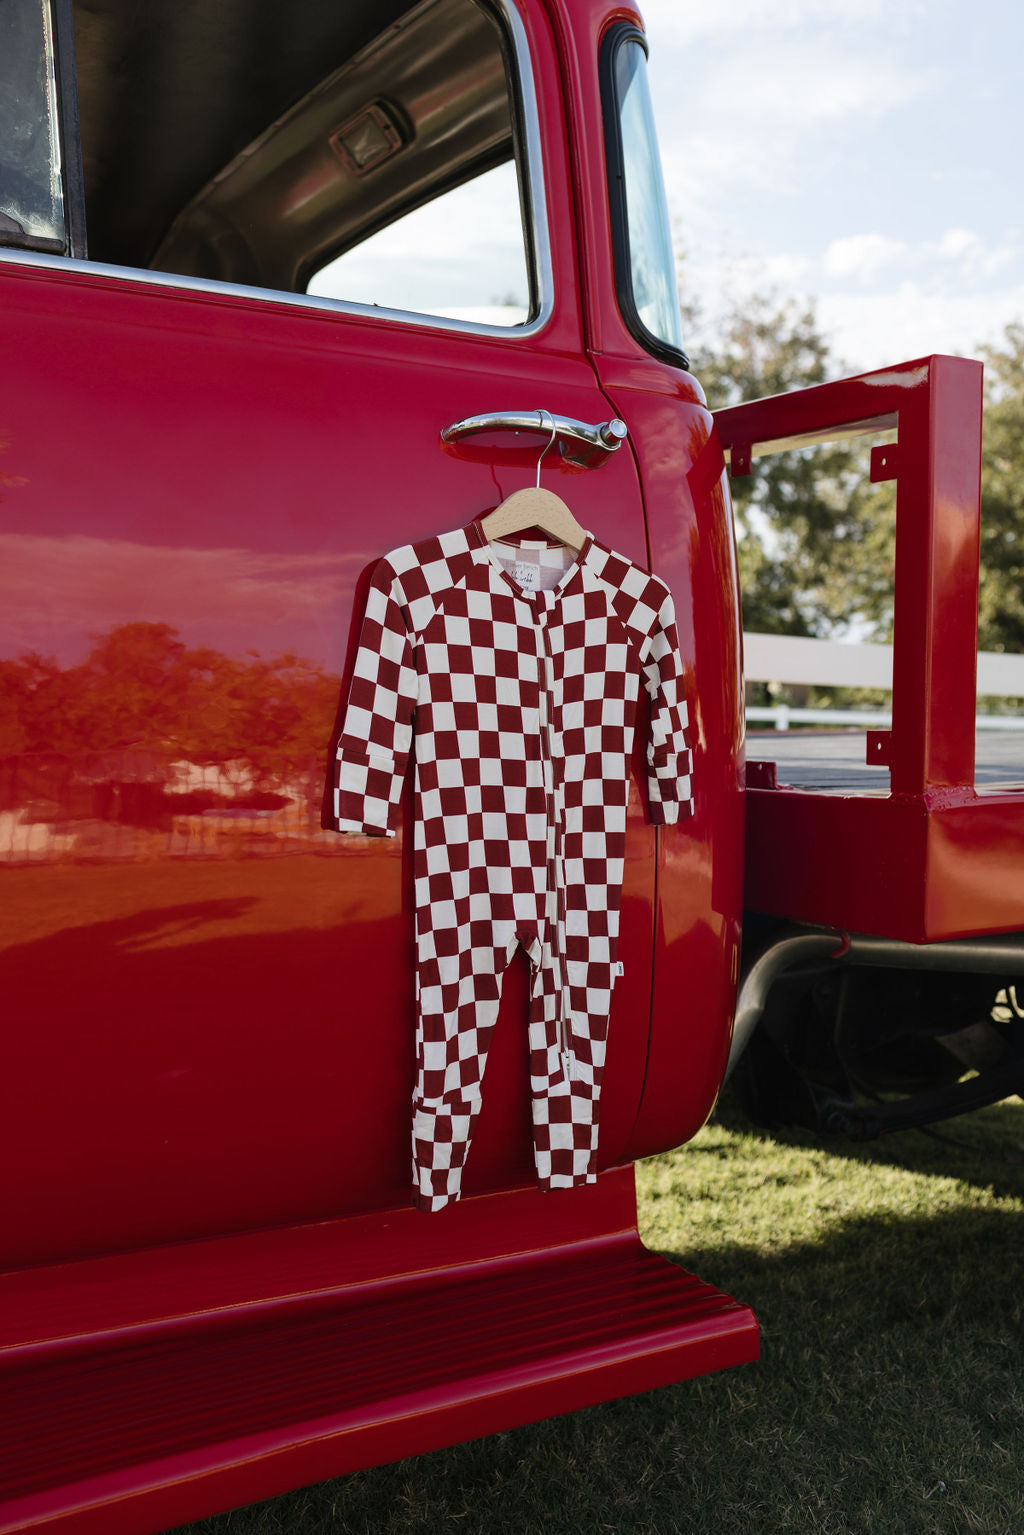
(715, 358, 1024, 945)
(744, 725, 1024, 942)
(749, 730, 1024, 793)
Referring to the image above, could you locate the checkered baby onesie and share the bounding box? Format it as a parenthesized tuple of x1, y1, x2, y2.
(334, 519, 692, 1211)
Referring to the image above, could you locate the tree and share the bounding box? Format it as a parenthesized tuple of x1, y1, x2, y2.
(978, 321, 1024, 654)
(684, 288, 896, 642)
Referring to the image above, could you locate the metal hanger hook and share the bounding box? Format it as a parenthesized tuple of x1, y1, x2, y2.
(535, 409, 558, 488)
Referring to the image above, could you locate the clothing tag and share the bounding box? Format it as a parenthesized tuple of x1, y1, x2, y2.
(513, 560, 539, 591)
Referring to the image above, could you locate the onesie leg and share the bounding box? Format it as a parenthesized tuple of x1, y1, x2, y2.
(525, 935, 614, 1191)
(411, 931, 516, 1211)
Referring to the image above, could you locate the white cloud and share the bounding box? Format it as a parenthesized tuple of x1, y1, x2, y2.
(818, 282, 1024, 372)
(678, 250, 813, 313)
(677, 227, 1024, 375)
(825, 234, 908, 281)
(732, 252, 814, 288)
(932, 228, 1022, 280)
(938, 227, 979, 259)
(638, 0, 889, 48)
(712, 40, 928, 125)
(651, 37, 935, 223)
(646, 0, 940, 261)
(821, 227, 1024, 290)
(645, 0, 1024, 378)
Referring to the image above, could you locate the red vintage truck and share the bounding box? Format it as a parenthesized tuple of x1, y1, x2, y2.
(1, 1, 1021, 1531)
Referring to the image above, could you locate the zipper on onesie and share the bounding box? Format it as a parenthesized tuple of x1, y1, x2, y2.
(536, 601, 574, 1083)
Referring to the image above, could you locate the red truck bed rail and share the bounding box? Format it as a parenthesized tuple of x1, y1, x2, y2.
(716, 355, 1024, 944)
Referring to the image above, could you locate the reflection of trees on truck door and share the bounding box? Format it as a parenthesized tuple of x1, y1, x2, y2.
(0, 623, 341, 861)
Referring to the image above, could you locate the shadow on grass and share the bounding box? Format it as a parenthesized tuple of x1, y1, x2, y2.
(172, 1201, 1024, 1535)
(712, 1082, 1024, 1203)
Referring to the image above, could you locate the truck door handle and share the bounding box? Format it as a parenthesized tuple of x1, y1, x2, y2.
(441, 409, 627, 465)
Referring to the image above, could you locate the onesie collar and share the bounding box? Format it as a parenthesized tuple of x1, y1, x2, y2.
(467, 517, 593, 603)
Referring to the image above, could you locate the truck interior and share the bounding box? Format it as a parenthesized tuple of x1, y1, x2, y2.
(4, 0, 533, 314)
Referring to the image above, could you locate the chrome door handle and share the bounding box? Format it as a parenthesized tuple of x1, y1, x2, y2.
(440, 409, 627, 465)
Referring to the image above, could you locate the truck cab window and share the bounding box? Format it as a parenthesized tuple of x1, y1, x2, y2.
(603, 27, 687, 367)
(59, 0, 537, 329)
(0, 0, 65, 252)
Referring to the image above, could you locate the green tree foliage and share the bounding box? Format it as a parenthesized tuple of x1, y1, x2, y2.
(978, 321, 1024, 654)
(685, 290, 897, 640)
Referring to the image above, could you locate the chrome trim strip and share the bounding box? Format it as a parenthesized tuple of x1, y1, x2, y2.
(0, 0, 553, 340)
(495, 0, 553, 333)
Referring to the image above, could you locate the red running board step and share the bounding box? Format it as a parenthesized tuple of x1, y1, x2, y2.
(0, 1168, 758, 1535)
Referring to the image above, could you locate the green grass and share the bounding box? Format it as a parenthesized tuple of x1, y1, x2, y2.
(174, 1096, 1024, 1535)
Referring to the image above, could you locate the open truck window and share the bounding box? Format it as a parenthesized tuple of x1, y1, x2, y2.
(2, 0, 541, 332)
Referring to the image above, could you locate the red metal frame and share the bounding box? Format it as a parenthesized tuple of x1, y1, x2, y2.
(717, 354, 1024, 943)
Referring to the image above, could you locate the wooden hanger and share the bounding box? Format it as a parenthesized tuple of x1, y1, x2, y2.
(479, 411, 587, 552)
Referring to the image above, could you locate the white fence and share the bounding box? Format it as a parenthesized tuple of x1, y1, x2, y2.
(744, 632, 1024, 731)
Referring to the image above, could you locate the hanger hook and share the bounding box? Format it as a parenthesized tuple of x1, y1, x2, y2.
(535, 409, 557, 488)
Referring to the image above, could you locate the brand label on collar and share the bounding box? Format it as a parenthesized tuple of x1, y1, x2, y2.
(513, 560, 539, 591)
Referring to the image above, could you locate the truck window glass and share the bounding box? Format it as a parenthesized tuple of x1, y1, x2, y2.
(0, 0, 65, 252)
(62, 0, 537, 330)
(307, 161, 529, 325)
(604, 28, 687, 365)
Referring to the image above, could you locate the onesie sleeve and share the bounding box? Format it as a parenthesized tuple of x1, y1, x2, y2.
(333, 561, 418, 837)
(641, 590, 694, 824)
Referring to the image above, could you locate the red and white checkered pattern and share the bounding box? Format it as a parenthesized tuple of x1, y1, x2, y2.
(335, 521, 693, 1210)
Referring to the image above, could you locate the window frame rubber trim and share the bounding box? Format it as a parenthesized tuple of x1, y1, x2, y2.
(52, 0, 87, 258)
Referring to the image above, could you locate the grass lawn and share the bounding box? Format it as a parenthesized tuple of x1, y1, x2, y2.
(175, 1094, 1024, 1535)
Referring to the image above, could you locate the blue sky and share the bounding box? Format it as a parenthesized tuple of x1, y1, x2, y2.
(640, 0, 1024, 372)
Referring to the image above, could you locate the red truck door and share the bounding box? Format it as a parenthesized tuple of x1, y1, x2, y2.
(0, 0, 659, 1265)
(0, 5, 757, 1527)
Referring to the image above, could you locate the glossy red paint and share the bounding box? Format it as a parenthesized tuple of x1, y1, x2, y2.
(548, 0, 746, 1151)
(601, 370, 744, 1153)
(0, 0, 752, 1522)
(0, 262, 663, 1265)
(0, 11, 745, 1270)
(738, 789, 1024, 944)
(718, 354, 1024, 943)
(0, 1166, 757, 1535)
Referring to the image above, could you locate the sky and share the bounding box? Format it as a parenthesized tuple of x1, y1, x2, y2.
(639, 0, 1024, 373)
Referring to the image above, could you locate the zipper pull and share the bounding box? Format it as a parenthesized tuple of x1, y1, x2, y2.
(561, 1048, 574, 1083)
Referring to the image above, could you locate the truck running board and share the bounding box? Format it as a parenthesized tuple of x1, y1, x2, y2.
(0, 1167, 757, 1535)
